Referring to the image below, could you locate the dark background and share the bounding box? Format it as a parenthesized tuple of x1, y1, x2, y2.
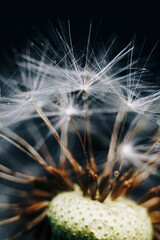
(0, 1, 160, 54)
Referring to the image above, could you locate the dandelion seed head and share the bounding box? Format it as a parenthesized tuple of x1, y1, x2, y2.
(0, 30, 160, 240)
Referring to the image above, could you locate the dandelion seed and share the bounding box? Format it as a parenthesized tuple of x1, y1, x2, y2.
(0, 30, 160, 240)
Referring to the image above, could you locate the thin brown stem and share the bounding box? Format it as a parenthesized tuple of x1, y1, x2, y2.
(30, 101, 82, 172)
(0, 164, 36, 180)
(0, 130, 48, 167)
(101, 111, 124, 178)
(8, 211, 47, 240)
(0, 172, 32, 184)
(83, 94, 97, 172)
(71, 116, 88, 164)
(0, 215, 21, 226)
(0, 134, 37, 162)
(117, 111, 128, 145)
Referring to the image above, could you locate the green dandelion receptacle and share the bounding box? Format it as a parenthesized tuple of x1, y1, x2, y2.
(47, 186, 153, 240)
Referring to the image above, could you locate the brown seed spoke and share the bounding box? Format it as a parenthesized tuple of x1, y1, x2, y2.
(154, 223, 160, 231)
(89, 173, 98, 200)
(0, 215, 21, 226)
(100, 112, 124, 180)
(82, 167, 98, 199)
(99, 174, 113, 202)
(21, 201, 49, 216)
(0, 164, 36, 180)
(45, 166, 74, 191)
(126, 163, 159, 195)
(0, 172, 32, 184)
(0, 203, 20, 210)
(142, 197, 160, 212)
(149, 211, 160, 223)
(7, 211, 47, 240)
(31, 189, 54, 199)
(138, 186, 160, 204)
(154, 231, 160, 240)
(111, 168, 133, 199)
(30, 102, 84, 187)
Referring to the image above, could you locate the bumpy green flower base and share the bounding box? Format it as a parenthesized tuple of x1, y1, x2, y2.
(47, 185, 153, 240)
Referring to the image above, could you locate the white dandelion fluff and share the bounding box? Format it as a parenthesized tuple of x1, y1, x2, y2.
(0, 30, 160, 240)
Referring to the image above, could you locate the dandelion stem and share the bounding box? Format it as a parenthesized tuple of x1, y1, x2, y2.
(0, 215, 21, 226)
(29, 101, 83, 175)
(0, 164, 36, 180)
(117, 111, 128, 145)
(83, 93, 97, 172)
(0, 129, 48, 167)
(102, 111, 124, 177)
(0, 134, 37, 162)
(7, 211, 47, 240)
(59, 122, 68, 169)
(0, 172, 32, 184)
(71, 116, 88, 164)
(86, 104, 97, 173)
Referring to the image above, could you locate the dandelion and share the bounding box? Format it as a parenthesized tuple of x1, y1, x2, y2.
(0, 31, 160, 240)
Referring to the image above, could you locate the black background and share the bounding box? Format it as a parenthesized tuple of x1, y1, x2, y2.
(0, 1, 160, 52)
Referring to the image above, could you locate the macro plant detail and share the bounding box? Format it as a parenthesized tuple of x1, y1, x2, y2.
(0, 32, 160, 239)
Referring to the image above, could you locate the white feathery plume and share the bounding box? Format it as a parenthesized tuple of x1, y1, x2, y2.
(45, 92, 83, 128)
(107, 84, 160, 117)
(116, 115, 159, 169)
(17, 42, 138, 100)
(2, 38, 158, 127)
(0, 36, 159, 173)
